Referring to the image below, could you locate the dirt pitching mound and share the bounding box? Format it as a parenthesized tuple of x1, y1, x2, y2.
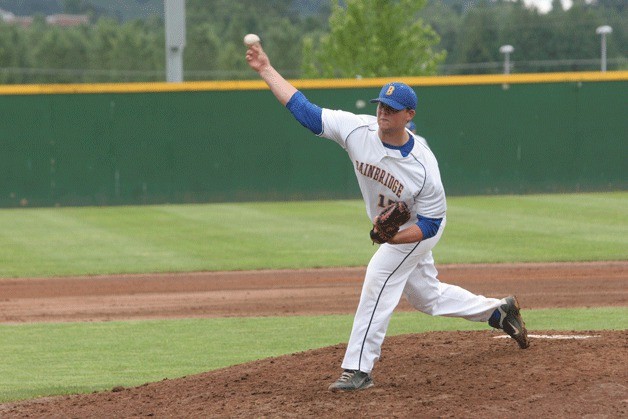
(1, 330, 626, 418)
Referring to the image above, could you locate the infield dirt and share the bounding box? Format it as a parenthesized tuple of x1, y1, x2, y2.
(0, 261, 626, 417)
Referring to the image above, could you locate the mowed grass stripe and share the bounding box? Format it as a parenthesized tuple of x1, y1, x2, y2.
(440, 192, 627, 262)
(0, 192, 626, 278)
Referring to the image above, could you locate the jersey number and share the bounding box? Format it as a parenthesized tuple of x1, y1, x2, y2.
(377, 194, 395, 208)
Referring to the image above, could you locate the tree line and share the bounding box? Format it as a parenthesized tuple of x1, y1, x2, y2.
(0, 0, 624, 84)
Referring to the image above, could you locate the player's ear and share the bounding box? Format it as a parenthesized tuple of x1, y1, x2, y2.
(406, 109, 416, 119)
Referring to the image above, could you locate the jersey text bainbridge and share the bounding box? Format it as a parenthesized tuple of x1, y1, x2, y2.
(355, 160, 404, 198)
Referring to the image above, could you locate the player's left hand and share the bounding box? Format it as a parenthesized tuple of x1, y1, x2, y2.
(370, 201, 411, 244)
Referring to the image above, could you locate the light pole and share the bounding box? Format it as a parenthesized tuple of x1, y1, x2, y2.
(499, 45, 514, 74)
(165, 0, 186, 82)
(595, 25, 612, 72)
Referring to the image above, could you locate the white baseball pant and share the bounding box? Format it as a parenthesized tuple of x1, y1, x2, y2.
(341, 218, 503, 373)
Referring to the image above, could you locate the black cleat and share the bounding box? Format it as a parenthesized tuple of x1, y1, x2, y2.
(489, 296, 530, 349)
(328, 369, 374, 391)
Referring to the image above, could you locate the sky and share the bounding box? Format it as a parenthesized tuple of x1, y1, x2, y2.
(522, 0, 579, 13)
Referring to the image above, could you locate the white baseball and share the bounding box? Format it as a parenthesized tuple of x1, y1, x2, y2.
(243, 33, 261, 47)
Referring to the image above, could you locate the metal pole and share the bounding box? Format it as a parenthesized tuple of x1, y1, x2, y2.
(499, 45, 514, 75)
(600, 34, 607, 72)
(165, 0, 186, 82)
(595, 26, 612, 73)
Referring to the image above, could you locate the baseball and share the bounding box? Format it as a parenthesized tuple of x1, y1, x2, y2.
(243, 33, 261, 47)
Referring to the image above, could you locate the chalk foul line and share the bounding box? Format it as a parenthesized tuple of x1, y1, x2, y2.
(494, 334, 600, 340)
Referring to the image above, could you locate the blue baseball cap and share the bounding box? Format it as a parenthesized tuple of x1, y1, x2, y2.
(370, 82, 417, 110)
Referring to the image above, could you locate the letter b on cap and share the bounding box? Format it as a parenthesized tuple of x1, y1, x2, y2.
(386, 86, 395, 96)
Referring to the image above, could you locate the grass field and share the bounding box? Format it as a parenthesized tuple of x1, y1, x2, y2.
(0, 192, 626, 278)
(0, 192, 626, 403)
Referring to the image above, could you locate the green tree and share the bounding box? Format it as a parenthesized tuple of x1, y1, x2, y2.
(560, 2, 603, 70)
(109, 19, 163, 80)
(87, 18, 123, 81)
(256, 18, 304, 78)
(420, 1, 463, 69)
(301, 0, 446, 78)
(0, 22, 29, 83)
(3, 0, 624, 83)
(594, 0, 625, 13)
(499, 3, 554, 73)
(184, 22, 222, 79)
(183, 0, 308, 80)
(452, 3, 500, 74)
(589, 0, 626, 70)
(30, 25, 90, 83)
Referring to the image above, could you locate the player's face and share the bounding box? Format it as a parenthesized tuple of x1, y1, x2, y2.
(377, 103, 412, 130)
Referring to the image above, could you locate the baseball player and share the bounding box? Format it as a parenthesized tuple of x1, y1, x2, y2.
(245, 42, 529, 391)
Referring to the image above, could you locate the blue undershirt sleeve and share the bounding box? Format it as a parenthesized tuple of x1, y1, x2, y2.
(416, 215, 443, 240)
(285, 91, 323, 135)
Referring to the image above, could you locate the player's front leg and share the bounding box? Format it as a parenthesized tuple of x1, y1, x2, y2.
(339, 243, 421, 375)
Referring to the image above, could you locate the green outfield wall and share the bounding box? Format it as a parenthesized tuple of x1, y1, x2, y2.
(0, 72, 626, 207)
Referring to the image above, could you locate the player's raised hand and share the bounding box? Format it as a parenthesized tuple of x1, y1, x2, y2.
(244, 34, 297, 106)
(245, 42, 269, 73)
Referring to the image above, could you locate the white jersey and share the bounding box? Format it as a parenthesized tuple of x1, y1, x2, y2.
(319, 109, 447, 225)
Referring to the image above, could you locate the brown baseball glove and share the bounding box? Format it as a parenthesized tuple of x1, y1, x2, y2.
(370, 201, 411, 244)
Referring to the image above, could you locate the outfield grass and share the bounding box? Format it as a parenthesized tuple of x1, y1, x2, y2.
(0, 192, 626, 278)
(1, 308, 626, 403)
